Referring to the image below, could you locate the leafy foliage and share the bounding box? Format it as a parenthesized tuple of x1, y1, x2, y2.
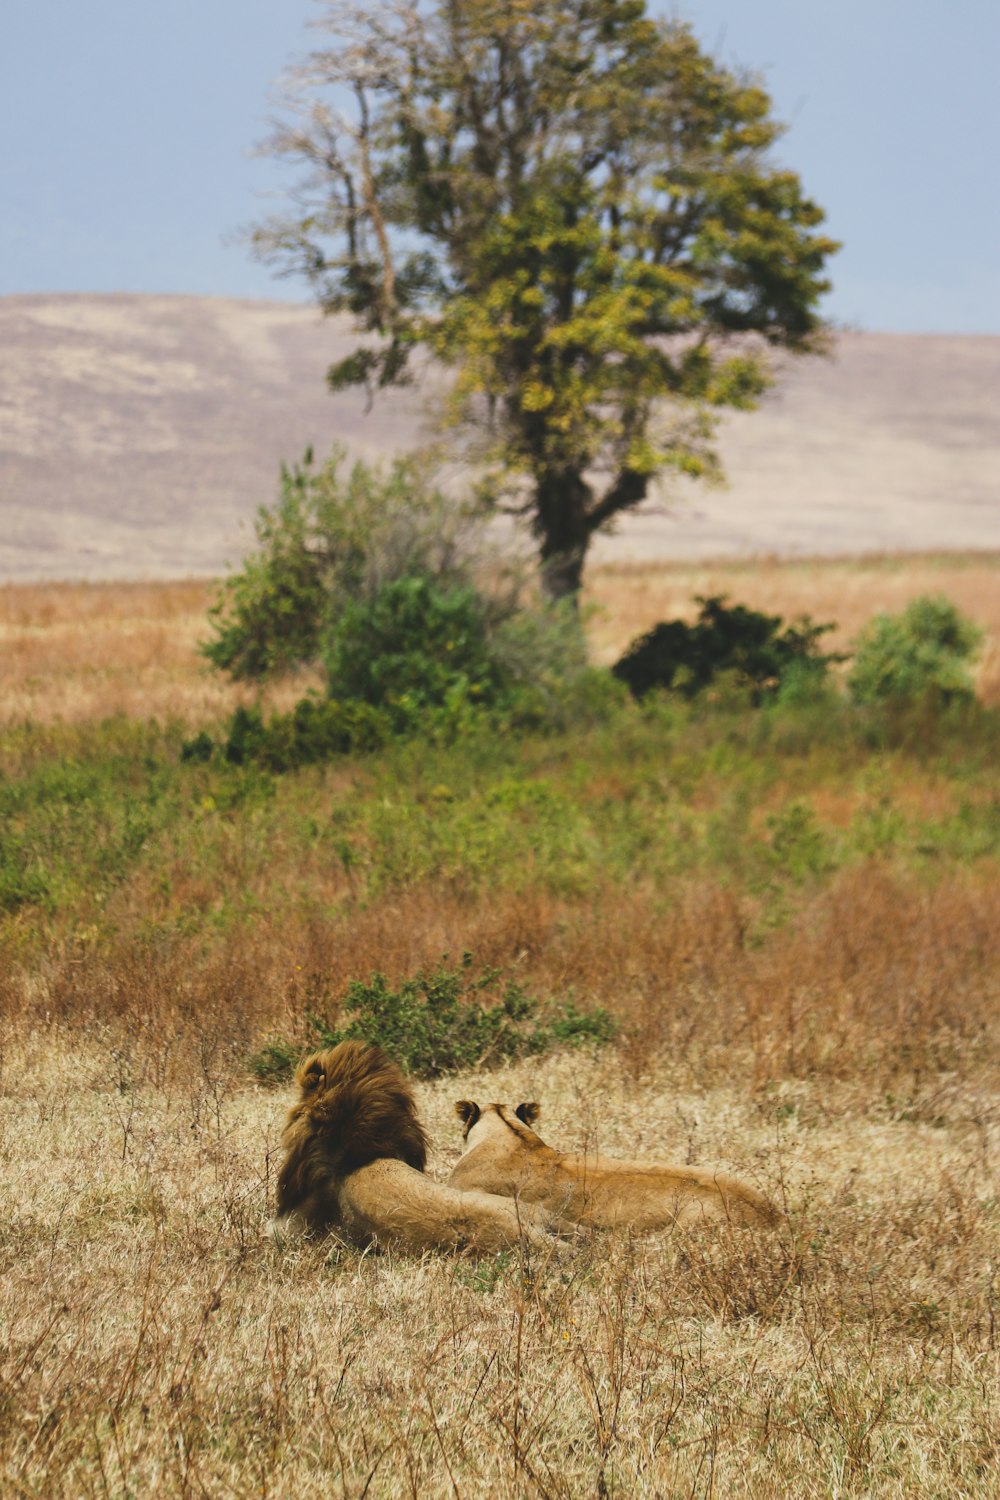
(202, 447, 492, 681)
(848, 595, 983, 705)
(323, 575, 505, 732)
(200, 443, 596, 748)
(611, 595, 840, 702)
(219, 700, 390, 772)
(253, 0, 838, 597)
(248, 956, 617, 1083)
(4, 687, 1000, 969)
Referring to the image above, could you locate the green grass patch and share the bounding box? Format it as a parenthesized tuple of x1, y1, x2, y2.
(0, 694, 997, 958)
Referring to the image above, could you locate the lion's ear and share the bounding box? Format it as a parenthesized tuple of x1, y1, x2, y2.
(298, 1058, 327, 1093)
(455, 1100, 480, 1130)
(515, 1101, 541, 1126)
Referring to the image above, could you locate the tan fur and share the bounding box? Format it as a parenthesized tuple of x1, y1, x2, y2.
(272, 1043, 559, 1254)
(448, 1101, 779, 1230)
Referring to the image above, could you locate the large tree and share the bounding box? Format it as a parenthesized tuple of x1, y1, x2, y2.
(255, 0, 838, 599)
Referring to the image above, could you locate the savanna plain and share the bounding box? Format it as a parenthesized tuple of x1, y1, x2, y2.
(1, 554, 999, 1497)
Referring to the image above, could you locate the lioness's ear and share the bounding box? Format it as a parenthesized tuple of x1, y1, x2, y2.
(515, 1101, 541, 1126)
(455, 1100, 480, 1130)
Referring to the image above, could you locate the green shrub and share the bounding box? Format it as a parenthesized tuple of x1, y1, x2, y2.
(202, 453, 334, 679)
(223, 699, 390, 771)
(179, 730, 215, 764)
(195, 581, 599, 772)
(322, 574, 597, 736)
(323, 574, 505, 730)
(848, 595, 982, 705)
(248, 955, 617, 1083)
(200, 445, 598, 758)
(612, 595, 840, 703)
(202, 447, 492, 681)
(183, 698, 391, 772)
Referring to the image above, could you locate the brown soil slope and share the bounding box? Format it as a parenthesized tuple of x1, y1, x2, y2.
(1, 293, 997, 581)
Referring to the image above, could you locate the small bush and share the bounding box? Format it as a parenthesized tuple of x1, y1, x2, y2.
(323, 575, 506, 731)
(248, 955, 617, 1083)
(183, 699, 391, 772)
(848, 595, 982, 705)
(202, 447, 493, 682)
(612, 595, 840, 703)
(179, 730, 215, 764)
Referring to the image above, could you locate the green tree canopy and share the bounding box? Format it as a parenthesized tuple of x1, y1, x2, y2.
(255, 0, 838, 598)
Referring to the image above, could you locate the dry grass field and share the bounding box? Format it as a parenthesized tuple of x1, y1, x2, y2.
(1, 557, 999, 1496)
(3, 1033, 998, 1498)
(1, 551, 999, 726)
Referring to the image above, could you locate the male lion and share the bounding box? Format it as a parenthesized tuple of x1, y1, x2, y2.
(448, 1101, 779, 1229)
(272, 1042, 560, 1253)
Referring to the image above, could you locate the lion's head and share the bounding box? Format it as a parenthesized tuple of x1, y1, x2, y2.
(276, 1041, 428, 1224)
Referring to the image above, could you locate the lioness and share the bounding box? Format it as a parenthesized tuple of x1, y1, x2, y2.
(449, 1101, 778, 1229)
(271, 1043, 561, 1254)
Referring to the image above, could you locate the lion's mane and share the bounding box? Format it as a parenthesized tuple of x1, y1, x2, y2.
(272, 1041, 560, 1254)
(275, 1041, 428, 1230)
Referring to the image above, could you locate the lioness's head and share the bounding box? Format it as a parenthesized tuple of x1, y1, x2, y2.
(454, 1100, 543, 1152)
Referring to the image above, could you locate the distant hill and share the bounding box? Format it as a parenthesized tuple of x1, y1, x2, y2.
(1, 293, 997, 581)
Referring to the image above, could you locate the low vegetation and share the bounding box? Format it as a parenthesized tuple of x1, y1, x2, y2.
(611, 593, 841, 702)
(848, 592, 984, 705)
(249, 955, 617, 1085)
(0, 559, 998, 1495)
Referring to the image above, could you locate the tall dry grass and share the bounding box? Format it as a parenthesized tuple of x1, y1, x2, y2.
(1, 1024, 997, 1497)
(0, 579, 322, 727)
(3, 865, 998, 1098)
(2, 551, 998, 725)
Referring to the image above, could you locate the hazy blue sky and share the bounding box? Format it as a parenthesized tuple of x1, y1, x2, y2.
(3, 0, 998, 332)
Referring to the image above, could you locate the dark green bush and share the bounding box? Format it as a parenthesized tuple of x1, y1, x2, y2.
(224, 699, 389, 771)
(179, 730, 215, 764)
(323, 574, 506, 731)
(248, 955, 617, 1083)
(612, 595, 840, 702)
(183, 698, 390, 773)
(848, 595, 982, 705)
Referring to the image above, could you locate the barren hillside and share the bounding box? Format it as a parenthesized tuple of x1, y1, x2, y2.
(1, 293, 997, 581)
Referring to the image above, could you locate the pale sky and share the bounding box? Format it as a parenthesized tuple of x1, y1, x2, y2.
(3, 0, 998, 333)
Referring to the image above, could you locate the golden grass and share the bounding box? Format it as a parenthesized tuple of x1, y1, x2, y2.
(0, 579, 321, 728)
(2, 551, 998, 726)
(1, 1030, 997, 1497)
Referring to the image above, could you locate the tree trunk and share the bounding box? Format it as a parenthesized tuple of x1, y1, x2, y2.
(535, 470, 592, 606)
(539, 542, 587, 603)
